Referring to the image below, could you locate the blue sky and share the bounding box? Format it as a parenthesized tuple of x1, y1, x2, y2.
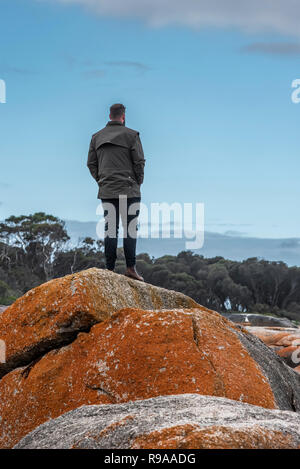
(0, 0, 299, 239)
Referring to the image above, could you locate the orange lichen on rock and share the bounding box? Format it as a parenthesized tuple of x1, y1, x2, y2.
(0, 307, 276, 448)
(245, 326, 300, 367)
(0, 268, 198, 377)
(131, 424, 298, 449)
(246, 328, 295, 346)
(277, 346, 300, 358)
(71, 416, 135, 449)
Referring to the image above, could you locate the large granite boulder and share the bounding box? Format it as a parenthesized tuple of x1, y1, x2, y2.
(15, 394, 300, 449)
(1, 269, 300, 448)
(0, 268, 198, 378)
(1, 304, 300, 448)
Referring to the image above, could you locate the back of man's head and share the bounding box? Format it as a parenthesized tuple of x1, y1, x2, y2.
(110, 103, 126, 121)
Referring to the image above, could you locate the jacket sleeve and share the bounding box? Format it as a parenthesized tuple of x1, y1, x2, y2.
(87, 137, 98, 181)
(131, 133, 146, 185)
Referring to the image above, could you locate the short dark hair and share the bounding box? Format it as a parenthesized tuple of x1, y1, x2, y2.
(110, 103, 126, 119)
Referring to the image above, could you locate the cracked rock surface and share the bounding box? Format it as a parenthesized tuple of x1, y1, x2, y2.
(1, 269, 300, 448)
(0, 268, 198, 379)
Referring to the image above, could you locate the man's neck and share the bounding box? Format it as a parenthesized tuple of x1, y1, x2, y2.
(107, 119, 124, 126)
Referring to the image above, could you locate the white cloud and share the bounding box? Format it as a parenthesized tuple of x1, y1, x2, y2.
(242, 42, 300, 55)
(39, 0, 300, 36)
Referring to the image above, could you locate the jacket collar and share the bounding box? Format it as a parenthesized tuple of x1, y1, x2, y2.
(106, 120, 124, 126)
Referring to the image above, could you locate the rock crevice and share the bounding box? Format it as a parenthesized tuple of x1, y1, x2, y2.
(0, 268, 198, 379)
(0, 268, 300, 449)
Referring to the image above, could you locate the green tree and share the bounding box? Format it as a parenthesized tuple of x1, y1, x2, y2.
(0, 212, 69, 281)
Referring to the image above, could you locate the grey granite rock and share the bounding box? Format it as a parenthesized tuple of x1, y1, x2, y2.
(222, 313, 295, 328)
(15, 394, 300, 449)
(229, 323, 300, 411)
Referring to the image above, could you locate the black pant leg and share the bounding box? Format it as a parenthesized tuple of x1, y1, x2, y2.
(101, 198, 119, 270)
(121, 197, 141, 268)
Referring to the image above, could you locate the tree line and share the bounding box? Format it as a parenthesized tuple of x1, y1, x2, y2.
(0, 213, 299, 322)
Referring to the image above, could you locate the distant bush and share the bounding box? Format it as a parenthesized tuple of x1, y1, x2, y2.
(1, 213, 300, 322)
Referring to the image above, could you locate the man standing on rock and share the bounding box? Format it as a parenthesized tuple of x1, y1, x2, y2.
(87, 103, 145, 281)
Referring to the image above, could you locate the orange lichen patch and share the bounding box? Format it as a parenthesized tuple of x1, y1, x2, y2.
(246, 327, 300, 347)
(131, 424, 297, 449)
(71, 415, 135, 449)
(0, 268, 198, 377)
(277, 346, 300, 358)
(277, 335, 300, 347)
(98, 415, 135, 438)
(0, 308, 276, 448)
(190, 311, 276, 408)
(245, 326, 300, 366)
(246, 329, 292, 346)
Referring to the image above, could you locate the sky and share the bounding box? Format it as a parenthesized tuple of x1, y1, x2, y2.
(0, 0, 300, 241)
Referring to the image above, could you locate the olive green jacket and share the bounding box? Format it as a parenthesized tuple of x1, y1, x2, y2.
(87, 121, 146, 199)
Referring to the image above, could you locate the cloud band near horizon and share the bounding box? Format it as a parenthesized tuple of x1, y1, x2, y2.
(38, 0, 300, 37)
